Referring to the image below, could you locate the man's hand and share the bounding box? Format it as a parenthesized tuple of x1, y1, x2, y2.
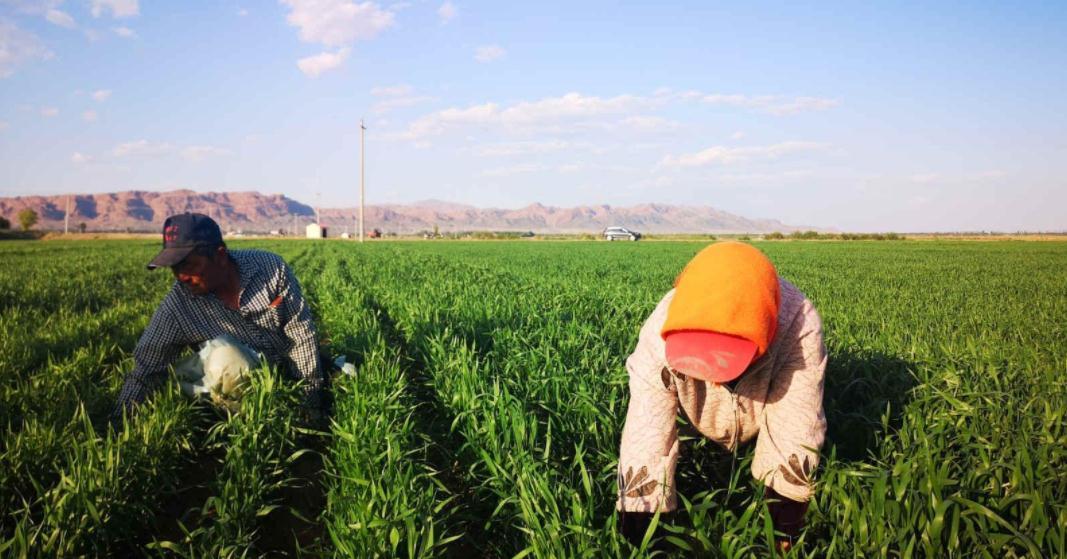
(766, 487, 808, 552)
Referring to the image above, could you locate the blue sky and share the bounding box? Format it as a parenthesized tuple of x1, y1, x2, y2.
(1, 0, 1064, 231)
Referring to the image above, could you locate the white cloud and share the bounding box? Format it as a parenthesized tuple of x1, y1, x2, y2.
(909, 170, 1007, 184)
(654, 87, 702, 101)
(909, 173, 940, 184)
(0, 20, 53, 78)
(492, 92, 642, 124)
(237, 8, 248, 16)
(909, 195, 931, 208)
(110, 140, 230, 161)
(396, 92, 645, 141)
(712, 169, 815, 182)
(82, 109, 98, 122)
(618, 115, 679, 131)
(401, 93, 648, 144)
(282, 0, 394, 47)
(398, 102, 497, 140)
(112, 26, 135, 37)
(369, 84, 432, 113)
(91, 0, 139, 18)
(701, 94, 839, 116)
(71, 151, 91, 163)
(473, 140, 575, 157)
(660, 141, 827, 167)
(474, 44, 505, 63)
(296, 48, 350, 77)
(481, 163, 548, 177)
(181, 145, 231, 161)
(437, 1, 455, 23)
(40, 106, 58, 117)
(3, 1, 63, 15)
(372, 95, 433, 114)
(391, 88, 837, 150)
(45, 9, 76, 28)
(371, 84, 412, 97)
(92, 89, 111, 101)
(112, 139, 172, 157)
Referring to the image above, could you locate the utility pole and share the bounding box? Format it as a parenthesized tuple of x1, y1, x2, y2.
(359, 119, 366, 243)
(64, 194, 70, 234)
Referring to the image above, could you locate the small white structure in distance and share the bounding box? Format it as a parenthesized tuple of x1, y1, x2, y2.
(306, 223, 327, 239)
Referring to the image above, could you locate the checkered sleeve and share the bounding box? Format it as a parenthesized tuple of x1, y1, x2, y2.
(113, 289, 187, 417)
(277, 260, 325, 410)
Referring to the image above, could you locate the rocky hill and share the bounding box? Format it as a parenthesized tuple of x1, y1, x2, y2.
(0, 190, 803, 234)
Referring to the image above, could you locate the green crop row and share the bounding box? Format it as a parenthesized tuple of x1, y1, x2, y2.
(1, 386, 201, 557)
(311, 254, 460, 558)
(152, 366, 304, 556)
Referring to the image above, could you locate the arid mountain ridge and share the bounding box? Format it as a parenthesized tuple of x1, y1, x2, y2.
(0, 190, 805, 234)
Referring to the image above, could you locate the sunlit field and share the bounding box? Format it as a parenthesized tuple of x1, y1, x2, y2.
(1, 239, 1064, 557)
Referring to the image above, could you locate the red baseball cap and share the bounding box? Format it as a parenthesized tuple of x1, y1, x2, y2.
(665, 330, 758, 384)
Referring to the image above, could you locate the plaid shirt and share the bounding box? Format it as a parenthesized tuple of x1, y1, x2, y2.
(114, 249, 324, 415)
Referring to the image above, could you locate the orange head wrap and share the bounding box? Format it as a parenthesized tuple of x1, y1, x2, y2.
(661, 241, 781, 361)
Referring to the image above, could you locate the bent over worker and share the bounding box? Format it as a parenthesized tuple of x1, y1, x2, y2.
(110, 212, 327, 426)
(617, 241, 826, 551)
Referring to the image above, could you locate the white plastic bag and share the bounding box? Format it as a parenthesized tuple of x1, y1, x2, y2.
(175, 335, 262, 410)
(333, 354, 357, 377)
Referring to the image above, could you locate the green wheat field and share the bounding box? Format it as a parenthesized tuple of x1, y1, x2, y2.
(1, 240, 1064, 558)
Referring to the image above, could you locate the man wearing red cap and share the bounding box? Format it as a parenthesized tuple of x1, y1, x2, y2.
(617, 241, 827, 551)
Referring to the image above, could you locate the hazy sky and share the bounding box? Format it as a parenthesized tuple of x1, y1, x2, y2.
(1, 1, 1064, 231)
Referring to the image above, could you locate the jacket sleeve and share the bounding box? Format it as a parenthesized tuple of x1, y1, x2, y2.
(277, 260, 325, 409)
(617, 294, 681, 513)
(752, 298, 827, 502)
(113, 291, 187, 416)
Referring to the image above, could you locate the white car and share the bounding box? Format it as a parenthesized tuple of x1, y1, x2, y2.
(603, 226, 641, 241)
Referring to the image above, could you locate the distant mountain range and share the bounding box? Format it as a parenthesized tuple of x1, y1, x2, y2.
(0, 190, 808, 234)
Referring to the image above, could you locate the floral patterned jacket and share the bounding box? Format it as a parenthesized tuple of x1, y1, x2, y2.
(617, 278, 827, 512)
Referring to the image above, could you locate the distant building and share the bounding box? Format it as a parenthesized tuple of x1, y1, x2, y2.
(306, 223, 327, 239)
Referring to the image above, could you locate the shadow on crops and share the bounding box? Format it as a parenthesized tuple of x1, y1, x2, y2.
(674, 348, 917, 491)
(138, 384, 329, 556)
(663, 348, 917, 555)
(256, 432, 328, 556)
(359, 292, 509, 557)
(822, 348, 917, 462)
